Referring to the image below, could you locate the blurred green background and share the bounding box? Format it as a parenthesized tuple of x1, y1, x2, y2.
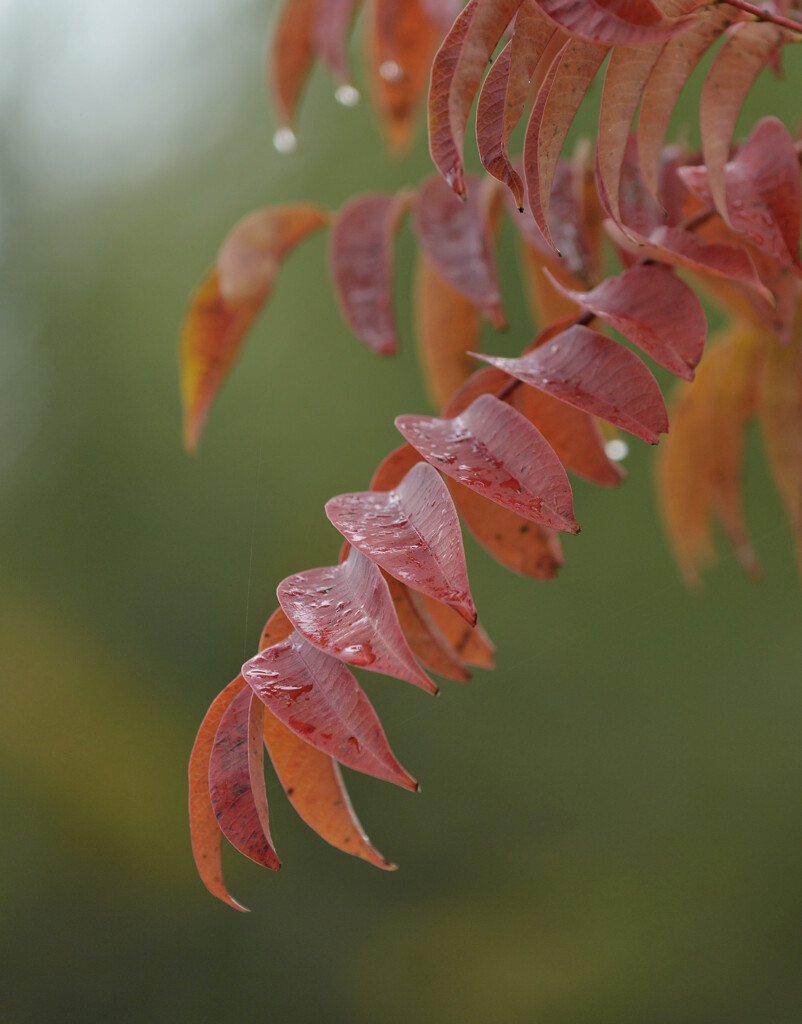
(1, 2, 801, 1021)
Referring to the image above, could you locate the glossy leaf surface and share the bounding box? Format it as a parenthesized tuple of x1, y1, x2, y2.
(478, 325, 668, 443)
(244, 631, 417, 790)
(326, 461, 477, 623)
(396, 392, 579, 532)
(277, 547, 437, 693)
(208, 685, 281, 872)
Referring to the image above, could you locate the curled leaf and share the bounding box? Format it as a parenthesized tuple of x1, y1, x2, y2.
(396, 392, 579, 532)
(270, 0, 319, 130)
(330, 192, 408, 355)
(314, 0, 363, 85)
(181, 205, 329, 451)
(421, 595, 496, 668)
(384, 574, 473, 681)
(208, 686, 281, 872)
(477, 325, 668, 443)
(534, 0, 693, 45)
(189, 677, 250, 910)
(243, 632, 418, 790)
(326, 461, 477, 623)
(277, 547, 437, 693)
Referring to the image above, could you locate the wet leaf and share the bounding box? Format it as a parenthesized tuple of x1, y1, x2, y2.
(700, 21, 786, 225)
(414, 252, 483, 410)
(208, 686, 281, 872)
(189, 677, 250, 911)
(543, 263, 706, 379)
(397, 392, 579, 532)
(258, 611, 394, 868)
(243, 632, 418, 790)
(277, 547, 438, 693)
(367, 0, 443, 153)
(181, 205, 329, 452)
(326, 461, 477, 623)
(330, 192, 408, 355)
(477, 324, 668, 443)
(414, 175, 506, 328)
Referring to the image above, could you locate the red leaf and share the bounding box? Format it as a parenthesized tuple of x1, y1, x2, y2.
(605, 221, 774, 303)
(330, 192, 408, 355)
(477, 324, 668, 443)
(277, 547, 438, 693)
(270, 0, 319, 131)
(534, 0, 693, 45)
(638, 5, 735, 199)
(384, 574, 473, 681)
(189, 677, 250, 911)
(208, 686, 281, 872)
(700, 21, 786, 226)
(414, 252, 483, 411)
(524, 38, 608, 251)
(476, 3, 556, 209)
(414, 175, 506, 328)
(396, 392, 579, 532)
(243, 632, 418, 790)
(314, 0, 363, 85)
(367, 0, 443, 154)
(679, 117, 802, 274)
(429, 0, 522, 197)
(326, 461, 476, 622)
(180, 205, 329, 452)
(327, 461, 477, 622)
(259, 610, 394, 868)
(543, 264, 706, 379)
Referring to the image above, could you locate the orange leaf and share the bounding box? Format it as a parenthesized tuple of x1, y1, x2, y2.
(414, 252, 483, 411)
(384, 574, 472, 681)
(759, 325, 802, 575)
(269, 0, 319, 131)
(188, 676, 250, 911)
(658, 323, 762, 582)
(421, 595, 496, 668)
(180, 205, 328, 451)
(366, 0, 443, 154)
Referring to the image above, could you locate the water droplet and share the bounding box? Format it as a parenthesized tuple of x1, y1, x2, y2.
(605, 439, 629, 462)
(335, 83, 360, 107)
(272, 127, 298, 154)
(379, 60, 403, 82)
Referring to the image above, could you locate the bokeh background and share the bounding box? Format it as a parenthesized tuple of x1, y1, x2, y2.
(2, 2, 802, 1021)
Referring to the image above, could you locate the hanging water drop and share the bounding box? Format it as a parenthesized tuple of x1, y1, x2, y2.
(379, 60, 403, 82)
(335, 84, 360, 107)
(605, 439, 629, 462)
(272, 127, 298, 154)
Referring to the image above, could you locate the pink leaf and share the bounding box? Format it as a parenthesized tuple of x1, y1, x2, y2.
(414, 175, 506, 328)
(534, 0, 694, 46)
(477, 324, 668, 443)
(208, 685, 281, 872)
(314, 0, 362, 85)
(396, 392, 579, 533)
(243, 632, 417, 790)
(326, 461, 477, 623)
(330, 192, 408, 355)
(277, 547, 438, 693)
(543, 263, 706, 379)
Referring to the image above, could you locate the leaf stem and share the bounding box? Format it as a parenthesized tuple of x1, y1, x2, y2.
(719, 0, 802, 35)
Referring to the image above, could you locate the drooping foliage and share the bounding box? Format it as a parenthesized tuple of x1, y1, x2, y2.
(183, 0, 802, 907)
